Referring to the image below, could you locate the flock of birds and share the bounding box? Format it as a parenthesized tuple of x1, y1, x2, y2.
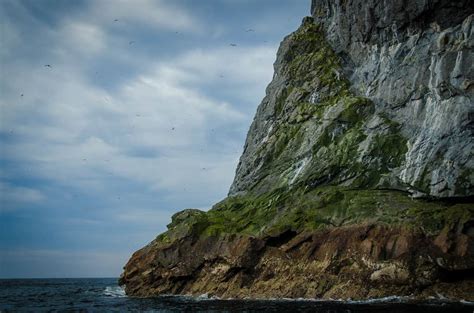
(38, 19, 260, 74)
(16, 18, 253, 179)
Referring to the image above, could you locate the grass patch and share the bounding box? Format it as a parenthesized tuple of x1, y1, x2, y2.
(158, 186, 473, 243)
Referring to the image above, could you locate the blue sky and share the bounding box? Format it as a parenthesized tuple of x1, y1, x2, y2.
(0, 0, 309, 278)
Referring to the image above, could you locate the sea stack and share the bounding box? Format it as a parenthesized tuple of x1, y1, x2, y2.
(120, 0, 474, 300)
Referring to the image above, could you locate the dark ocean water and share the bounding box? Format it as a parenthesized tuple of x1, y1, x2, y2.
(0, 278, 472, 313)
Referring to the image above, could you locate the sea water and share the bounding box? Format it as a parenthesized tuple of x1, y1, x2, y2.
(0, 278, 472, 312)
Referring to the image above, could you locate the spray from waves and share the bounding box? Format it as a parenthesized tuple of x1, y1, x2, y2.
(103, 286, 126, 298)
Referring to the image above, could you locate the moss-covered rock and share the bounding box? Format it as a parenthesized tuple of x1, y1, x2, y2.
(159, 186, 473, 243)
(229, 17, 409, 197)
(121, 198, 474, 300)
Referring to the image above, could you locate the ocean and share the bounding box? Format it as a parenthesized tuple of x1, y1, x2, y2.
(0, 278, 472, 312)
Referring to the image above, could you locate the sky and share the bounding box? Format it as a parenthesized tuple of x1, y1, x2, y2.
(0, 0, 310, 278)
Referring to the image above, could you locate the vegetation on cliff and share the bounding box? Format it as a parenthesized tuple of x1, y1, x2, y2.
(229, 17, 410, 197)
(158, 185, 473, 245)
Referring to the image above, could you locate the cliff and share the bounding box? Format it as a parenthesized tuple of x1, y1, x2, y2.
(120, 0, 474, 300)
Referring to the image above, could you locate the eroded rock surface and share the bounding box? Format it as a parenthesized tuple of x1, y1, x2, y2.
(120, 217, 474, 300)
(121, 185, 474, 299)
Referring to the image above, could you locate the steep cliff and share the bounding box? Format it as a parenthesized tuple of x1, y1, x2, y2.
(230, 0, 474, 198)
(120, 1, 474, 300)
(308, 0, 474, 198)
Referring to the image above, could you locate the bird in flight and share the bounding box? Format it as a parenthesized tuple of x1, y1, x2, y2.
(245, 29, 254, 32)
(229, 43, 237, 47)
(114, 19, 119, 22)
(129, 41, 135, 45)
(44, 64, 52, 68)
(171, 127, 175, 131)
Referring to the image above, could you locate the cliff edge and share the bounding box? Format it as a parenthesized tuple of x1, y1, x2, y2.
(120, 0, 474, 300)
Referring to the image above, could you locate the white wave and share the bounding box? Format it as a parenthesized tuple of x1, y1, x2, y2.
(460, 300, 474, 305)
(195, 293, 220, 300)
(346, 295, 411, 304)
(103, 286, 126, 298)
(152, 293, 474, 305)
(244, 295, 411, 303)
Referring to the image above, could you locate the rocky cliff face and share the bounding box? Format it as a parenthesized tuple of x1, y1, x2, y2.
(120, 0, 474, 300)
(309, 0, 474, 198)
(230, 0, 474, 198)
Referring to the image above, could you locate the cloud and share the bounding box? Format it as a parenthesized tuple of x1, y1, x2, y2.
(0, 182, 46, 211)
(1, 39, 275, 199)
(0, 0, 303, 278)
(59, 21, 106, 55)
(87, 0, 202, 33)
(0, 15, 21, 60)
(166, 45, 277, 103)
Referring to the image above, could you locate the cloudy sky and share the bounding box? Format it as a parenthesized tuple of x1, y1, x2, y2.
(0, 0, 309, 278)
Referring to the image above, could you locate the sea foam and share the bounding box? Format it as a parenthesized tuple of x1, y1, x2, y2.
(103, 286, 126, 298)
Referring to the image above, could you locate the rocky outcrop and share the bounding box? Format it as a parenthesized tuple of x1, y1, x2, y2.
(121, 0, 474, 300)
(120, 208, 474, 300)
(121, 184, 474, 299)
(230, 1, 474, 198)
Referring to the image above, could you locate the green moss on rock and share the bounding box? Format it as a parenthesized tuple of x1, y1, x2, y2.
(155, 18, 471, 248)
(161, 186, 473, 242)
(243, 17, 410, 194)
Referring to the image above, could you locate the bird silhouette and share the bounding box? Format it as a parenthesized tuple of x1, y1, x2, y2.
(20, 94, 24, 97)
(171, 127, 175, 130)
(44, 64, 52, 68)
(114, 19, 119, 22)
(229, 43, 237, 47)
(245, 29, 254, 32)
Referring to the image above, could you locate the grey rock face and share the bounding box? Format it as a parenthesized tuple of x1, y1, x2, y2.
(229, 1, 473, 198)
(311, 0, 474, 197)
(229, 19, 405, 197)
